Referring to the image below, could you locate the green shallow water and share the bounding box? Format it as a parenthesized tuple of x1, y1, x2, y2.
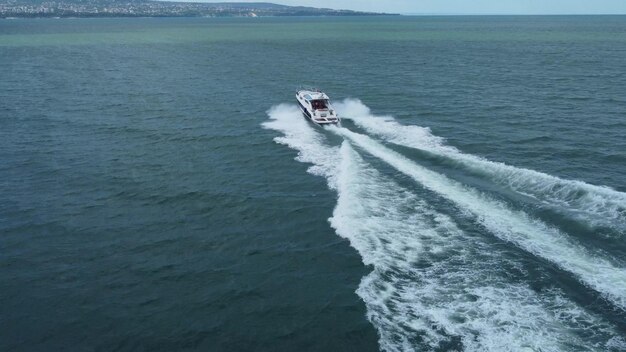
(1, 16, 625, 352)
(2, 17, 626, 46)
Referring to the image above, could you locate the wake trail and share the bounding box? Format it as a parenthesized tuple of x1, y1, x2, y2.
(329, 125, 626, 311)
(333, 143, 621, 352)
(262, 104, 341, 188)
(335, 99, 626, 232)
(262, 104, 625, 351)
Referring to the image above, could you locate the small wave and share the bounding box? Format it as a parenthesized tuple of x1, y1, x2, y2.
(262, 106, 624, 351)
(335, 99, 626, 232)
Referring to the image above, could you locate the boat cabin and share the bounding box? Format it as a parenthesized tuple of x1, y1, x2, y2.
(311, 99, 329, 111)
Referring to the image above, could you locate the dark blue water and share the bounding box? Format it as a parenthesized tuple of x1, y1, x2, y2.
(1, 16, 625, 351)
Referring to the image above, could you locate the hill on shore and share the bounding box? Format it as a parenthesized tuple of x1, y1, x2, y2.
(0, 0, 396, 18)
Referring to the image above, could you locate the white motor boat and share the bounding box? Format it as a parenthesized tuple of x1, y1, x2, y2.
(296, 88, 340, 125)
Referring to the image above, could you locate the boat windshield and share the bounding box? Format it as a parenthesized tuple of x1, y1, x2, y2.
(311, 99, 328, 110)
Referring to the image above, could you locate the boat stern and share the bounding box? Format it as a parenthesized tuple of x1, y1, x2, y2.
(311, 109, 339, 124)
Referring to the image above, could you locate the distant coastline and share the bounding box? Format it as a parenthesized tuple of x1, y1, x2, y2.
(0, 1, 396, 18)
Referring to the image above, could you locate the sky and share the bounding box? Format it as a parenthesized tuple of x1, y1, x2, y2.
(186, 0, 626, 14)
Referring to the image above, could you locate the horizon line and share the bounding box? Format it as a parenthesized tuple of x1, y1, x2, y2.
(400, 13, 626, 16)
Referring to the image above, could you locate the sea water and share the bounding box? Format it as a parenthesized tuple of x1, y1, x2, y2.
(1, 16, 625, 351)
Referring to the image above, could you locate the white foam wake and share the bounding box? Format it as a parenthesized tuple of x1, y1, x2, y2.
(262, 105, 624, 351)
(335, 99, 626, 232)
(333, 143, 620, 352)
(330, 126, 626, 311)
(262, 104, 340, 188)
